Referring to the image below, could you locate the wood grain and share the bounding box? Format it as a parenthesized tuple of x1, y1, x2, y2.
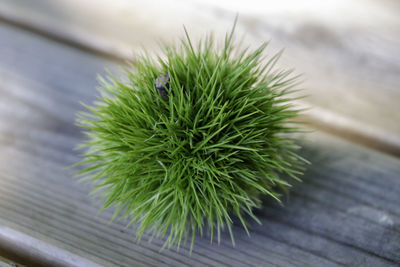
(0, 0, 399, 156)
(0, 226, 101, 267)
(0, 23, 399, 266)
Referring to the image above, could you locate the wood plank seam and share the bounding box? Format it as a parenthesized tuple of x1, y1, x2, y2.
(0, 173, 257, 266)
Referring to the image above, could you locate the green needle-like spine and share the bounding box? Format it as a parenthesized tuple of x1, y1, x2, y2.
(76, 22, 307, 252)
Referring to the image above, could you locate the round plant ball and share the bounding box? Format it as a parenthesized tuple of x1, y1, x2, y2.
(76, 25, 307, 251)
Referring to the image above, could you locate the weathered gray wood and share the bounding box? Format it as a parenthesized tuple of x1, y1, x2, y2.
(0, 256, 18, 267)
(0, 22, 399, 266)
(1, 0, 400, 156)
(0, 226, 101, 267)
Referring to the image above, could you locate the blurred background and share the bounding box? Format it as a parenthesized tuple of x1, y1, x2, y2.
(1, 0, 399, 155)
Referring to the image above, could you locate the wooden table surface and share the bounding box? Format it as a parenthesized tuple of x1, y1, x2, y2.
(0, 1, 399, 266)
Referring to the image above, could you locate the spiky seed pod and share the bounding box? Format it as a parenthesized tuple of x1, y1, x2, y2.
(76, 25, 307, 251)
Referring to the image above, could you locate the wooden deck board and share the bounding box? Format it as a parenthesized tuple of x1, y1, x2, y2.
(0, 20, 399, 266)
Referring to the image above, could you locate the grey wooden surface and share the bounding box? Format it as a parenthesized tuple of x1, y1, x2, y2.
(0, 12, 399, 267)
(1, 0, 400, 156)
(0, 256, 18, 267)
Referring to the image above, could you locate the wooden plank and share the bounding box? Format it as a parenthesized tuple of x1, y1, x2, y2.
(0, 23, 399, 266)
(0, 226, 101, 267)
(0, 0, 400, 156)
(0, 256, 19, 267)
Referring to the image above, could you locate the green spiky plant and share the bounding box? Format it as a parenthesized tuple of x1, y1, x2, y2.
(76, 22, 307, 251)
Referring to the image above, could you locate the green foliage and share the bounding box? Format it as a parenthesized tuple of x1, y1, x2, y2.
(76, 24, 307, 251)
